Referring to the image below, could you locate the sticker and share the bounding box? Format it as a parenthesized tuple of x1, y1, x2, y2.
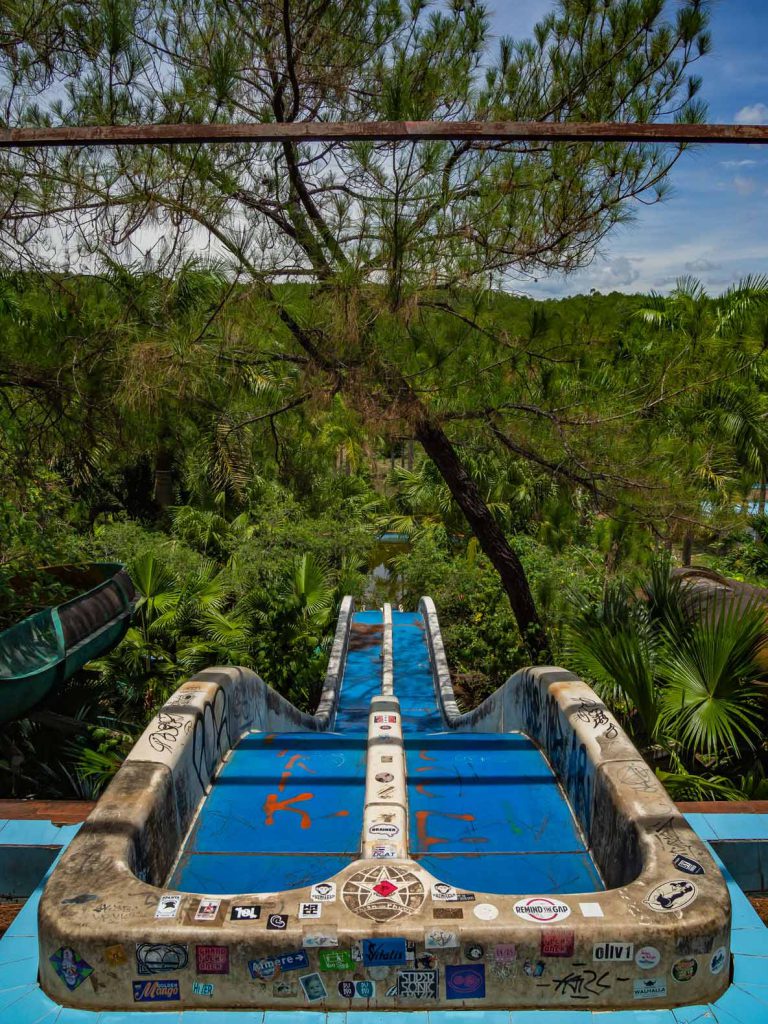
(132, 979, 180, 1002)
(372, 844, 397, 859)
(523, 959, 545, 977)
(466, 944, 484, 961)
(578, 902, 604, 918)
(673, 854, 705, 875)
(374, 714, 397, 723)
(299, 972, 327, 1001)
(368, 822, 399, 837)
(380, 725, 393, 730)
(318, 949, 355, 971)
(273, 978, 297, 997)
(433, 907, 463, 919)
(302, 931, 339, 947)
(105, 945, 127, 966)
(473, 903, 499, 921)
(672, 956, 698, 982)
(194, 898, 221, 921)
(645, 880, 698, 913)
(397, 968, 439, 999)
(381, 755, 393, 763)
(432, 883, 475, 902)
(710, 947, 727, 975)
(375, 772, 394, 783)
(196, 945, 229, 974)
(267, 913, 289, 929)
(338, 979, 376, 998)
(446, 963, 486, 999)
(363, 937, 407, 966)
(230, 904, 261, 921)
(299, 902, 322, 919)
(541, 930, 574, 957)
(192, 980, 214, 996)
(635, 946, 661, 970)
(513, 897, 570, 923)
(425, 929, 459, 949)
(342, 865, 426, 921)
(594, 942, 633, 962)
(248, 950, 308, 979)
(633, 977, 667, 1000)
(494, 944, 517, 962)
(310, 882, 337, 903)
(49, 947, 94, 991)
(155, 894, 182, 919)
(136, 943, 188, 974)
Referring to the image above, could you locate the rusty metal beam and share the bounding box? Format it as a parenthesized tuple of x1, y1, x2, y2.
(0, 120, 766, 149)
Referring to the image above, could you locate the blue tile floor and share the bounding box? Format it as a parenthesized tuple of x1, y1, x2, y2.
(2, 814, 768, 1022)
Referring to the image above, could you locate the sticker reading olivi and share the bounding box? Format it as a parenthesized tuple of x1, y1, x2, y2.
(38, 601, 731, 1011)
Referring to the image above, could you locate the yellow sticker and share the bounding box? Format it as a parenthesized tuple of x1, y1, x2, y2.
(105, 944, 127, 966)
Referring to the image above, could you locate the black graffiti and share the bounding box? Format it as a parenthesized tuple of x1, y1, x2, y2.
(616, 764, 656, 793)
(575, 699, 618, 739)
(553, 969, 611, 1000)
(191, 687, 230, 792)
(653, 816, 693, 854)
(521, 674, 542, 737)
(147, 711, 186, 753)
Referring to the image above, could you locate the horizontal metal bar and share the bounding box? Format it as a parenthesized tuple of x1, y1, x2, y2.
(0, 120, 766, 149)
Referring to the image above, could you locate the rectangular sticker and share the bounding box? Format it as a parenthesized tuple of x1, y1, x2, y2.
(541, 930, 575, 957)
(318, 949, 355, 971)
(154, 894, 181, 919)
(494, 944, 517, 962)
(194, 898, 221, 922)
(425, 929, 459, 949)
(302, 931, 339, 947)
(433, 907, 463, 919)
(299, 902, 322, 919)
(299, 972, 327, 1001)
(446, 963, 486, 1000)
(310, 883, 336, 902)
(594, 941, 634, 962)
(362, 938, 407, 966)
(248, 950, 308, 979)
(132, 980, 180, 1002)
(634, 977, 668, 1000)
(230, 904, 261, 921)
(397, 969, 439, 999)
(192, 981, 214, 997)
(195, 945, 229, 974)
(431, 884, 475, 902)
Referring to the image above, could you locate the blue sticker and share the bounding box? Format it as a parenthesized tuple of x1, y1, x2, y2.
(248, 950, 309, 979)
(49, 947, 94, 991)
(132, 979, 181, 1002)
(362, 937, 407, 966)
(673, 854, 705, 875)
(446, 963, 486, 1000)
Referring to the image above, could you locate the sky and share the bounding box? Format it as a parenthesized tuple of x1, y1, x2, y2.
(491, 0, 768, 298)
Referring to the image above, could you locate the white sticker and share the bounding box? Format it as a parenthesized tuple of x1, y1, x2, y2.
(310, 882, 336, 903)
(372, 844, 397, 859)
(425, 929, 459, 949)
(635, 946, 661, 970)
(710, 946, 727, 975)
(194, 897, 221, 921)
(594, 942, 633, 962)
(299, 902, 322, 919)
(578, 902, 604, 918)
(368, 823, 399, 838)
(431, 883, 475, 902)
(645, 880, 698, 913)
(155, 894, 181, 919)
(513, 897, 571, 923)
(633, 977, 667, 1000)
(302, 931, 339, 947)
(473, 903, 499, 921)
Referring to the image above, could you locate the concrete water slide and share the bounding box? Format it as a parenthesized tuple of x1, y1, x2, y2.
(38, 598, 731, 1011)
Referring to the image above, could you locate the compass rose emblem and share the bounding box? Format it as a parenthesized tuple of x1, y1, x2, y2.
(342, 865, 426, 921)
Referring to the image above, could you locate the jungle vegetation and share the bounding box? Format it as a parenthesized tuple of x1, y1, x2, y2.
(1, 1, 767, 801)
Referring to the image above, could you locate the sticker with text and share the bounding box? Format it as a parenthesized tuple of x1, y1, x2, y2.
(368, 822, 400, 838)
(363, 937, 407, 966)
(396, 968, 439, 999)
(513, 897, 571, 922)
(310, 882, 337, 902)
(633, 977, 667, 1000)
(672, 956, 698, 982)
(540, 930, 574, 957)
(194, 898, 221, 921)
(132, 979, 180, 1002)
(155, 894, 181, 919)
(230, 904, 261, 921)
(318, 948, 355, 971)
(372, 843, 397, 858)
(196, 945, 229, 975)
(299, 902, 322, 919)
(673, 853, 705, 875)
(338, 979, 376, 998)
(593, 941, 633, 962)
(248, 950, 308, 979)
(192, 981, 214, 997)
(431, 883, 475, 902)
(635, 946, 661, 970)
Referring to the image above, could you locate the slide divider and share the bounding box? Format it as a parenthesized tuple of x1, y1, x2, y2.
(381, 601, 393, 695)
(360, 690, 409, 859)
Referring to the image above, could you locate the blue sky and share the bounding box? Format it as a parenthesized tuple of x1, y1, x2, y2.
(491, 1, 768, 297)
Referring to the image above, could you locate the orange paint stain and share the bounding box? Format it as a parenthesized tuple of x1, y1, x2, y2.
(418, 750, 438, 762)
(263, 734, 277, 744)
(416, 783, 436, 798)
(332, 809, 350, 817)
(263, 792, 314, 829)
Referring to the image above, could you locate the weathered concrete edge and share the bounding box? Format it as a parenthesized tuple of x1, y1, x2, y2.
(381, 602, 394, 696)
(318, 594, 355, 727)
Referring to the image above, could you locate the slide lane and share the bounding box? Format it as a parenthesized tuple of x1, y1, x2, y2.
(392, 610, 603, 895)
(169, 608, 383, 893)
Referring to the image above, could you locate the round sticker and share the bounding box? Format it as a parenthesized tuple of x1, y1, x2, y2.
(513, 897, 571, 923)
(375, 773, 394, 783)
(644, 880, 698, 913)
(635, 946, 661, 970)
(672, 957, 698, 982)
(473, 903, 499, 921)
(368, 823, 399, 837)
(710, 946, 727, 975)
(466, 944, 484, 961)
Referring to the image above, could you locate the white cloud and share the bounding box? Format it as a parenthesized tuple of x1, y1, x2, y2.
(684, 258, 721, 272)
(733, 175, 758, 196)
(734, 102, 768, 124)
(600, 256, 640, 286)
(721, 159, 758, 168)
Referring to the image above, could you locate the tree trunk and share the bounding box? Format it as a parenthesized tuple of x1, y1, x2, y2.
(759, 478, 766, 517)
(682, 531, 693, 567)
(413, 415, 549, 660)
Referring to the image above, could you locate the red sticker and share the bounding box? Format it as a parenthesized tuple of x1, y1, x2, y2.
(540, 931, 575, 957)
(196, 945, 230, 974)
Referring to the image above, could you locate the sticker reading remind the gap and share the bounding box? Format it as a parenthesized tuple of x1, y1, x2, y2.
(513, 897, 571, 922)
